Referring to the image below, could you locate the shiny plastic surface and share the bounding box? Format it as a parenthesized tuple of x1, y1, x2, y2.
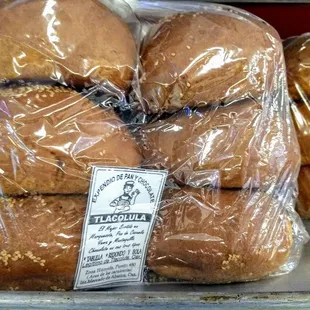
(0, 0, 307, 291)
(148, 187, 293, 283)
(0, 84, 142, 290)
(0, 0, 142, 291)
(0, 0, 140, 92)
(137, 1, 308, 284)
(284, 34, 310, 219)
(0, 85, 142, 196)
(139, 3, 281, 113)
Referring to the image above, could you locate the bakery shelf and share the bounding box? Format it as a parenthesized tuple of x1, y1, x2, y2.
(0, 221, 308, 309)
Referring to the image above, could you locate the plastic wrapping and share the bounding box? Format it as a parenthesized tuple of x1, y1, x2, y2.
(0, 0, 143, 291)
(0, 0, 141, 111)
(0, 84, 142, 290)
(137, 1, 308, 284)
(284, 34, 310, 219)
(148, 188, 293, 283)
(0, 0, 307, 291)
(0, 85, 142, 196)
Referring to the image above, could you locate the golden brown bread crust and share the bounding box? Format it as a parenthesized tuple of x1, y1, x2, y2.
(140, 99, 298, 188)
(0, 0, 136, 89)
(285, 34, 310, 102)
(140, 12, 281, 112)
(147, 187, 293, 283)
(0, 191, 292, 290)
(297, 166, 310, 219)
(0, 85, 142, 195)
(0, 195, 85, 291)
(291, 100, 310, 166)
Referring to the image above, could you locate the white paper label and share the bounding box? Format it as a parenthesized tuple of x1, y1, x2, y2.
(74, 166, 167, 289)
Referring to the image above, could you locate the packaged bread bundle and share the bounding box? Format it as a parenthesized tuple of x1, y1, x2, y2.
(0, 0, 308, 291)
(284, 34, 310, 219)
(0, 0, 143, 291)
(136, 1, 308, 284)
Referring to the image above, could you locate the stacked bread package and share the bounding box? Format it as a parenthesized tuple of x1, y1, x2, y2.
(137, 2, 308, 283)
(284, 34, 310, 219)
(0, 0, 142, 291)
(0, 0, 307, 291)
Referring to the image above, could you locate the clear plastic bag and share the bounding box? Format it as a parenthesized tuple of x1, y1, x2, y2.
(136, 1, 309, 284)
(0, 0, 307, 291)
(0, 0, 143, 291)
(0, 83, 142, 290)
(0, 85, 142, 196)
(284, 34, 310, 218)
(148, 187, 296, 283)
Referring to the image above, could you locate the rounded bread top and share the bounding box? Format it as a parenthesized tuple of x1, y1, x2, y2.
(285, 34, 310, 102)
(0, 0, 137, 89)
(141, 12, 281, 112)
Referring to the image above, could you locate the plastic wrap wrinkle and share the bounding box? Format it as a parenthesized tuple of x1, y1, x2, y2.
(147, 187, 294, 283)
(284, 34, 310, 219)
(0, 84, 142, 195)
(139, 98, 299, 189)
(140, 10, 282, 113)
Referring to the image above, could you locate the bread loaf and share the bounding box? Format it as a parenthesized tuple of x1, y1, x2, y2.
(0, 195, 85, 291)
(0, 0, 136, 89)
(297, 166, 310, 219)
(140, 99, 298, 188)
(291, 101, 310, 165)
(284, 34, 310, 102)
(147, 187, 293, 283)
(0, 189, 294, 290)
(0, 85, 142, 195)
(140, 12, 281, 112)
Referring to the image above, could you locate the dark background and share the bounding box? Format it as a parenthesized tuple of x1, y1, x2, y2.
(229, 3, 310, 38)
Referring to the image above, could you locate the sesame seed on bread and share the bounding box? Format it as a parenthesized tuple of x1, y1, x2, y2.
(0, 195, 86, 291)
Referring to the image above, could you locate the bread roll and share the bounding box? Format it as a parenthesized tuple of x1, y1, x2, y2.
(147, 187, 293, 283)
(0, 85, 141, 195)
(0, 0, 136, 89)
(291, 101, 310, 165)
(0, 195, 85, 291)
(140, 12, 281, 112)
(284, 34, 310, 102)
(140, 99, 298, 188)
(297, 166, 310, 219)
